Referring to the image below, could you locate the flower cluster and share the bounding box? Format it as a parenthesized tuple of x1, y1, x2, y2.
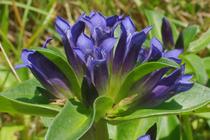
(19, 12, 193, 109)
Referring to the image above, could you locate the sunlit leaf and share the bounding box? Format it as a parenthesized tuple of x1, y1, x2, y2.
(203, 57, 210, 78)
(46, 100, 95, 140)
(144, 10, 163, 40)
(0, 79, 59, 116)
(182, 54, 208, 84)
(110, 117, 157, 140)
(188, 29, 210, 52)
(183, 25, 199, 49)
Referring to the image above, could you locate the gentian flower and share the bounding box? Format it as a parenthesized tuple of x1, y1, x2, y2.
(136, 17, 184, 65)
(80, 12, 120, 45)
(161, 17, 174, 49)
(110, 16, 193, 108)
(161, 17, 184, 63)
(55, 12, 119, 93)
(134, 65, 193, 107)
(18, 12, 193, 111)
(112, 16, 152, 73)
(55, 15, 85, 74)
(17, 48, 72, 99)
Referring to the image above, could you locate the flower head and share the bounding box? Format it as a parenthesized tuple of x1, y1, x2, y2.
(80, 11, 120, 45)
(18, 12, 193, 110)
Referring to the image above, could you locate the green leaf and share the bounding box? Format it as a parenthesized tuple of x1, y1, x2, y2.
(0, 125, 24, 140)
(41, 117, 54, 127)
(108, 83, 210, 121)
(181, 116, 193, 140)
(114, 58, 179, 103)
(169, 18, 188, 27)
(0, 79, 59, 116)
(157, 116, 180, 140)
(110, 117, 158, 140)
(46, 100, 95, 140)
(144, 10, 163, 40)
(0, 5, 9, 34)
(45, 96, 114, 140)
(203, 57, 210, 78)
(195, 112, 210, 119)
(0, 5, 12, 54)
(94, 96, 113, 122)
(183, 25, 199, 49)
(35, 48, 81, 99)
(182, 54, 208, 84)
(188, 29, 210, 52)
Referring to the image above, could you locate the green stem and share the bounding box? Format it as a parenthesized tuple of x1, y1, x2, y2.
(182, 115, 193, 140)
(94, 119, 109, 140)
(0, 42, 21, 82)
(81, 119, 109, 140)
(0, 71, 9, 91)
(0, 1, 48, 15)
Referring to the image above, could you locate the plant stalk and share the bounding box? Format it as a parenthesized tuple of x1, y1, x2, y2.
(81, 119, 109, 140)
(182, 115, 193, 140)
(0, 42, 21, 82)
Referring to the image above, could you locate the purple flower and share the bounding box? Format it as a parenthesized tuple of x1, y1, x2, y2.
(161, 17, 184, 63)
(73, 32, 116, 92)
(18, 49, 72, 99)
(112, 16, 152, 73)
(55, 16, 85, 74)
(18, 12, 193, 109)
(55, 13, 117, 92)
(137, 36, 182, 64)
(110, 16, 192, 107)
(80, 12, 120, 45)
(135, 65, 193, 107)
(161, 17, 174, 48)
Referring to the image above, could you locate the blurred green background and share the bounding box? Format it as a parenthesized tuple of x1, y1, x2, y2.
(0, 0, 209, 139)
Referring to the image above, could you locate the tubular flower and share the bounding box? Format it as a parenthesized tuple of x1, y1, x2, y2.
(136, 17, 184, 65)
(112, 16, 152, 73)
(55, 15, 85, 74)
(161, 17, 184, 63)
(18, 49, 72, 99)
(55, 12, 118, 92)
(18, 12, 193, 110)
(80, 12, 120, 45)
(134, 65, 193, 107)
